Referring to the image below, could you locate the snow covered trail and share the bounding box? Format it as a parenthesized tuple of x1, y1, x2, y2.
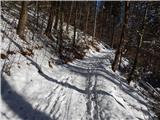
(1, 36, 155, 120)
(1, 5, 157, 120)
(63, 49, 152, 120)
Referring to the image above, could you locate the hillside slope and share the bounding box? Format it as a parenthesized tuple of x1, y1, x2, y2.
(1, 5, 157, 120)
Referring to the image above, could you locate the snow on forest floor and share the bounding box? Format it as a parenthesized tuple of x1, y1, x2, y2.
(1, 4, 158, 120)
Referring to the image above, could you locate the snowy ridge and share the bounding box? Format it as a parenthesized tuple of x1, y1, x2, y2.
(1, 6, 157, 120)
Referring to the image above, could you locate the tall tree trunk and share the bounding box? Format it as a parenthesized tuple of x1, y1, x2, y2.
(118, 1, 130, 68)
(58, 2, 63, 58)
(66, 1, 73, 33)
(112, 1, 129, 72)
(127, 6, 148, 84)
(112, 25, 125, 72)
(36, 1, 39, 31)
(17, 1, 28, 40)
(93, 1, 98, 40)
(73, 2, 77, 47)
(54, 2, 60, 30)
(45, 2, 54, 36)
(110, 15, 115, 48)
(110, 2, 115, 47)
(100, 8, 104, 41)
(85, 2, 90, 41)
(78, 3, 82, 30)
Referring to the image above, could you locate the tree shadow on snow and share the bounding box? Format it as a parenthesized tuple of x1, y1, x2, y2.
(1, 73, 54, 120)
(2, 32, 150, 118)
(1, 4, 153, 118)
(63, 61, 149, 107)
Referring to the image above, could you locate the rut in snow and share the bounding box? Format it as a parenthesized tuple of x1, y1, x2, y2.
(85, 59, 103, 120)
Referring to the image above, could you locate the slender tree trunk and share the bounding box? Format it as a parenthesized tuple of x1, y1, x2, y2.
(45, 2, 54, 36)
(93, 1, 98, 40)
(82, 2, 90, 45)
(111, 15, 115, 47)
(127, 6, 148, 84)
(66, 1, 73, 33)
(73, 2, 77, 47)
(112, 25, 125, 72)
(76, 2, 82, 41)
(100, 8, 104, 41)
(78, 3, 82, 30)
(85, 2, 90, 40)
(109, 2, 113, 44)
(36, 1, 39, 31)
(118, 1, 130, 68)
(17, 1, 28, 40)
(54, 2, 60, 30)
(58, 2, 63, 58)
(112, 1, 129, 72)
(31, 2, 37, 41)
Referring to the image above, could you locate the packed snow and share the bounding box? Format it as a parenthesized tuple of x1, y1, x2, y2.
(1, 4, 158, 120)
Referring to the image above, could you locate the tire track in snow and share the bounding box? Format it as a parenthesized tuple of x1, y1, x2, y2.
(43, 85, 60, 110)
(85, 60, 101, 120)
(44, 77, 73, 120)
(81, 56, 125, 120)
(86, 67, 93, 120)
(70, 57, 103, 120)
(48, 86, 66, 119)
(51, 82, 68, 119)
(92, 73, 99, 120)
(63, 89, 73, 120)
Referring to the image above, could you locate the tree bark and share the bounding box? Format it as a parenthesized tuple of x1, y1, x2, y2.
(93, 1, 98, 40)
(66, 1, 73, 33)
(58, 2, 63, 58)
(84, 2, 90, 40)
(54, 1, 60, 30)
(118, 1, 130, 68)
(99, 7, 105, 41)
(17, 1, 28, 40)
(36, 1, 39, 31)
(73, 2, 77, 47)
(112, 25, 125, 72)
(110, 15, 115, 48)
(112, 1, 129, 72)
(45, 2, 54, 36)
